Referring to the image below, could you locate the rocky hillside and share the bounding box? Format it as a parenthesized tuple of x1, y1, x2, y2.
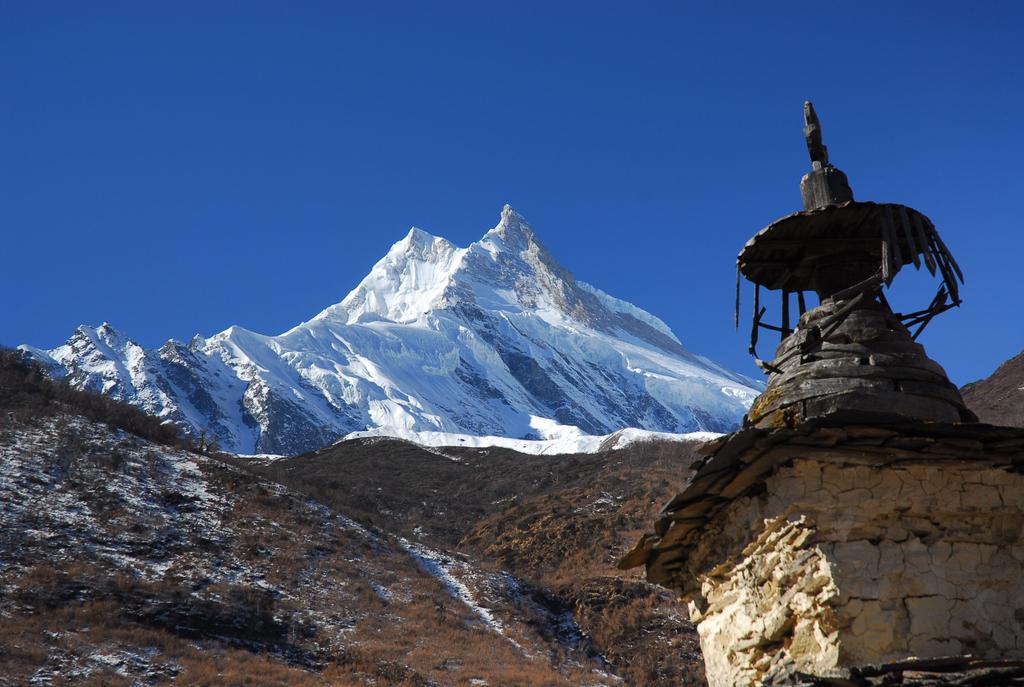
(962, 350, 1024, 428)
(0, 352, 647, 686)
(246, 436, 708, 686)
(21, 206, 759, 455)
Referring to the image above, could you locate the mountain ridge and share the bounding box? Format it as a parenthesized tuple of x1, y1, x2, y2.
(961, 349, 1024, 428)
(22, 205, 760, 455)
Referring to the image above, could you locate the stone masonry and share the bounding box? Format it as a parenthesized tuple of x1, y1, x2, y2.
(620, 423, 1024, 686)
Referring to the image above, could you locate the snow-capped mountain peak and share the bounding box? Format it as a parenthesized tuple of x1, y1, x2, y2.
(318, 226, 465, 326)
(320, 204, 572, 328)
(76, 321, 130, 353)
(22, 206, 761, 455)
(481, 204, 536, 246)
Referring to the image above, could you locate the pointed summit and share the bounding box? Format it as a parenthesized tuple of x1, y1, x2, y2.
(383, 226, 455, 262)
(501, 203, 521, 222)
(402, 226, 440, 248)
(485, 204, 537, 246)
(96, 321, 123, 343)
(73, 321, 133, 353)
(328, 223, 465, 325)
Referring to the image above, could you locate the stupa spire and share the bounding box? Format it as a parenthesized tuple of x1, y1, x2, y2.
(799, 101, 854, 211)
(734, 101, 973, 427)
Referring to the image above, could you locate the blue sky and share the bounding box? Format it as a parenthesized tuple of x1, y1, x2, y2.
(3, 1, 1022, 385)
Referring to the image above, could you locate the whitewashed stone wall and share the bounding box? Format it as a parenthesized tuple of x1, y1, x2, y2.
(682, 456, 1024, 687)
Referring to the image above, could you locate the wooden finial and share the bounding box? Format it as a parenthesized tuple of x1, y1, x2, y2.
(799, 101, 853, 211)
(803, 101, 829, 169)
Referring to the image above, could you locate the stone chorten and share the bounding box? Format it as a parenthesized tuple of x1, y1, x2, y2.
(738, 101, 975, 429)
(621, 103, 1024, 686)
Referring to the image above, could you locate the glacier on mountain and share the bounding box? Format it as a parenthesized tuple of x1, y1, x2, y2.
(21, 205, 761, 455)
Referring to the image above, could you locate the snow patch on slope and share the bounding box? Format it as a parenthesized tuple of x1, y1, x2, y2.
(398, 538, 508, 635)
(345, 418, 720, 456)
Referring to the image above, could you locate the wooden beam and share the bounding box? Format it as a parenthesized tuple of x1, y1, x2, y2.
(781, 290, 791, 338)
(898, 205, 922, 269)
(912, 212, 938, 275)
(884, 205, 904, 271)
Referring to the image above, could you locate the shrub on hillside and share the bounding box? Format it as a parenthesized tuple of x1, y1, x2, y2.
(0, 348, 182, 446)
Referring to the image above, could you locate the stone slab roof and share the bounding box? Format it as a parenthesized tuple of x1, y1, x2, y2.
(619, 421, 1024, 587)
(792, 655, 1024, 686)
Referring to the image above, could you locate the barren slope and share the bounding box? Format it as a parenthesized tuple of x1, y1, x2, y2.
(961, 350, 1024, 427)
(251, 437, 709, 686)
(0, 354, 618, 686)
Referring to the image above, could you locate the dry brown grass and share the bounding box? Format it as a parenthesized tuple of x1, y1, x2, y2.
(175, 650, 333, 687)
(337, 581, 598, 687)
(2, 381, 710, 686)
(232, 436, 711, 685)
(0, 564, 332, 686)
(0, 448, 615, 686)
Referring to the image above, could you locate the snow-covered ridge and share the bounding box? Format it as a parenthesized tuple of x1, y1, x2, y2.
(346, 427, 720, 457)
(308, 226, 467, 327)
(22, 205, 761, 455)
(576, 281, 679, 343)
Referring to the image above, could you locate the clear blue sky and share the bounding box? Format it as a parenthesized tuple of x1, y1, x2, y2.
(3, 1, 1022, 385)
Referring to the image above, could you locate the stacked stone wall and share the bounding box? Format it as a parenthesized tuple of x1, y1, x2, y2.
(684, 456, 1024, 687)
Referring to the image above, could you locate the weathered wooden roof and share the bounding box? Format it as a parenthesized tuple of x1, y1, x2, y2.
(618, 422, 1024, 589)
(738, 201, 944, 293)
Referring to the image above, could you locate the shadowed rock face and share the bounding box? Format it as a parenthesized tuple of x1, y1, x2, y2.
(961, 350, 1024, 428)
(746, 297, 975, 429)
